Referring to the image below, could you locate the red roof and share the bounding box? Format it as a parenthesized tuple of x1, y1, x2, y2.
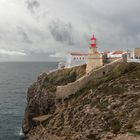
(70, 53, 88, 56)
(112, 51, 124, 55)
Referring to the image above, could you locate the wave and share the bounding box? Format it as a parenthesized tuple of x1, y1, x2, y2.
(19, 128, 24, 136)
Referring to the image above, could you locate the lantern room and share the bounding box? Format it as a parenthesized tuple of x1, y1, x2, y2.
(90, 34, 96, 48)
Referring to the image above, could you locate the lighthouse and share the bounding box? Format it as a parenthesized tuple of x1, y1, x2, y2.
(86, 34, 103, 73)
(90, 34, 97, 48)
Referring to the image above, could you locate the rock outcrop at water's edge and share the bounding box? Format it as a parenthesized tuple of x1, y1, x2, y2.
(22, 62, 140, 140)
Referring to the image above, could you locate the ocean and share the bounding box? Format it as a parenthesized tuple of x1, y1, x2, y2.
(0, 62, 58, 140)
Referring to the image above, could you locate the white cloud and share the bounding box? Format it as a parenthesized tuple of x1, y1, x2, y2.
(0, 0, 140, 60)
(0, 49, 26, 56)
(49, 52, 67, 58)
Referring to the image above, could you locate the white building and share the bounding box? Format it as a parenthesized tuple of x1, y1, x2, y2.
(66, 53, 88, 68)
(107, 51, 127, 58)
(127, 49, 140, 63)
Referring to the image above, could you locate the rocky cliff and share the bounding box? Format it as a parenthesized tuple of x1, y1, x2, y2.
(23, 62, 140, 140)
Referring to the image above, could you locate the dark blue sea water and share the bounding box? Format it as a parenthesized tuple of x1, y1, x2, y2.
(0, 62, 58, 140)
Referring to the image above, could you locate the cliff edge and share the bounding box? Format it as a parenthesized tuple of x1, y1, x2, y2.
(22, 65, 86, 135)
(23, 62, 140, 140)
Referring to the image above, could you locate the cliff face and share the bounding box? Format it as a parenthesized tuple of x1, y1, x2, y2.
(23, 62, 140, 140)
(22, 64, 86, 134)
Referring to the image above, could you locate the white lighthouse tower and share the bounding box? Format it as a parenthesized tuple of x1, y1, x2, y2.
(86, 34, 103, 73)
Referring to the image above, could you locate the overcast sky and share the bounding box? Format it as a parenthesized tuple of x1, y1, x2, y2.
(0, 0, 140, 61)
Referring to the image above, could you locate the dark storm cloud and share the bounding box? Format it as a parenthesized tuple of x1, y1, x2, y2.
(26, 0, 40, 13)
(49, 20, 74, 46)
(17, 27, 32, 44)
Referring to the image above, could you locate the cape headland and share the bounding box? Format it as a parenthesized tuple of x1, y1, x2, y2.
(22, 34, 140, 140)
(22, 59, 140, 140)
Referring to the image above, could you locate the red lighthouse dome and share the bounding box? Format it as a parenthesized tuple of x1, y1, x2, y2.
(90, 34, 96, 48)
